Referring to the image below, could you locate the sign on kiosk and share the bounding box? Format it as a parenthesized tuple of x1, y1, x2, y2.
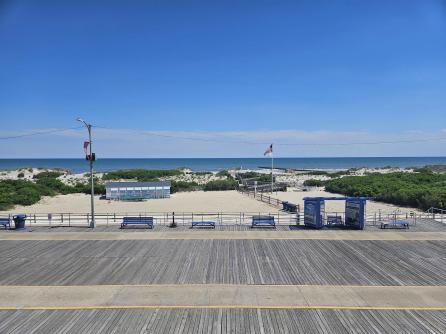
(303, 197, 367, 230)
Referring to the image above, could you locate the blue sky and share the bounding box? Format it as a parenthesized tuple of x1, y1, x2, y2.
(0, 0, 445, 157)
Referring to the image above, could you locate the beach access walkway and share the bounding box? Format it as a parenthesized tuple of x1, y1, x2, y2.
(0, 226, 445, 333)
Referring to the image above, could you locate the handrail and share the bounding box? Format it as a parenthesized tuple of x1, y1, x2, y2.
(13, 211, 301, 227)
(5, 209, 443, 227)
(425, 207, 446, 223)
(426, 207, 446, 214)
(239, 189, 297, 210)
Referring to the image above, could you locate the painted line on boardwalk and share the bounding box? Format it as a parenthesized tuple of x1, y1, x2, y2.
(1, 284, 445, 311)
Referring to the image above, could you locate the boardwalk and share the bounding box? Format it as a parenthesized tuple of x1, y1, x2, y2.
(1, 309, 445, 334)
(0, 238, 445, 286)
(0, 222, 445, 333)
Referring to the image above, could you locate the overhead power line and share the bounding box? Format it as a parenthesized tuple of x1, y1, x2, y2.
(0, 126, 83, 140)
(94, 125, 446, 147)
(0, 124, 445, 147)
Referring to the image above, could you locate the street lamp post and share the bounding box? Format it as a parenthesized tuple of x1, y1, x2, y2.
(77, 118, 95, 228)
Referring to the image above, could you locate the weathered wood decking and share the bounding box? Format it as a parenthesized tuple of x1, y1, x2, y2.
(0, 309, 445, 334)
(0, 239, 445, 286)
(0, 219, 445, 333)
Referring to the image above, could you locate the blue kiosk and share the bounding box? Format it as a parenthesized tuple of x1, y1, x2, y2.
(303, 197, 368, 230)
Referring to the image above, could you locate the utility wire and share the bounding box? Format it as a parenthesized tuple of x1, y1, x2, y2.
(1, 124, 445, 147)
(94, 125, 446, 147)
(0, 126, 83, 140)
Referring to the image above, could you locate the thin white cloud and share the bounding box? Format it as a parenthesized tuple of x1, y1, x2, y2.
(0, 127, 445, 158)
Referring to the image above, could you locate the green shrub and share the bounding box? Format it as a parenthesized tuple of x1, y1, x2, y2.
(103, 169, 181, 181)
(71, 182, 106, 195)
(303, 170, 347, 178)
(325, 171, 446, 210)
(193, 171, 212, 176)
(0, 179, 54, 210)
(33, 171, 64, 179)
(237, 172, 271, 182)
(303, 179, 325, 187)
(216, 170, 233, 179)
(0, 173, 107, 210)
(171, 181, 201, 193)
(36, 177, 72, 194)
(204, 179, 238, 191)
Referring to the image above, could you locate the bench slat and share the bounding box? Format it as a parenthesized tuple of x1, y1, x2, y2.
(0, 218, 11, 229)
(191, 221, 216, 228)
(121, 217, 154, 229)
(380, 220, 409, 229)
(251, 216, 275, 228)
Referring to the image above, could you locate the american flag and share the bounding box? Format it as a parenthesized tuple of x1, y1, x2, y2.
(264, 144, 273, 156)
(83, 141, 90, 154)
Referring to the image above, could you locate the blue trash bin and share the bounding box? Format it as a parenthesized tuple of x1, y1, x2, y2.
(13, 214, 27, 230)
(288, 203, 297, 213)
(282, 201, 289, 211)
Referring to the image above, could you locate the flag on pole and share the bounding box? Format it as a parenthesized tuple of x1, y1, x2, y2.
(264, 144, 273, 156)
(83, 141, 90, 155)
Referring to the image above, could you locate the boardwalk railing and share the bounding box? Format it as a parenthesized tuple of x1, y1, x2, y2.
(11, 211, 301, 227)
(366, 211, 417, 226)
(3, 209, 442, 228)
(240, 190, 298, 210)
(426, 207, 446, 223)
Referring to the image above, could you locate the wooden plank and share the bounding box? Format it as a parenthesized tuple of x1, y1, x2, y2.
(0, 309, 443, 334)
(0, 239, 446, 286)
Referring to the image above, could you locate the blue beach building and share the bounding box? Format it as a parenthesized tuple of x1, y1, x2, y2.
(105, 181, 171, 200)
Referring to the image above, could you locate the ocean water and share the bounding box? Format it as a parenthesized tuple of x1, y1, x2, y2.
(0, 157, 445, 174)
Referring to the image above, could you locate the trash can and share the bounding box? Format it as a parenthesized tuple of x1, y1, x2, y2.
(288, 203, 297, 213)
(282, 201, 289, 211)
(13, 214, 27, 230)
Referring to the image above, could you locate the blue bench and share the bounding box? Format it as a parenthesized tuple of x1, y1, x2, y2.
(251, 215, 275, 228)
(191, 221, 216, 228)
(327, 215, 343, 226)
(380, 220, 409, 229)
(0, 217, 11, 230)
(121, 216, 154, 229)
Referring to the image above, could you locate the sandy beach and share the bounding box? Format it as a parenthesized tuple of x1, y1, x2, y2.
(0, 191, 275, 214)
(0, 167, 424, 216)
(0, 189, 418, 215)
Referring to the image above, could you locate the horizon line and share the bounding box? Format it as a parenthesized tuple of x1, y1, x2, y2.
(0, 156, 445, 160)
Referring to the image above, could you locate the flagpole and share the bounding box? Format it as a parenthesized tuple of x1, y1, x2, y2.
(77, 118, 95, 228)
(271, 153, 274, 194)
